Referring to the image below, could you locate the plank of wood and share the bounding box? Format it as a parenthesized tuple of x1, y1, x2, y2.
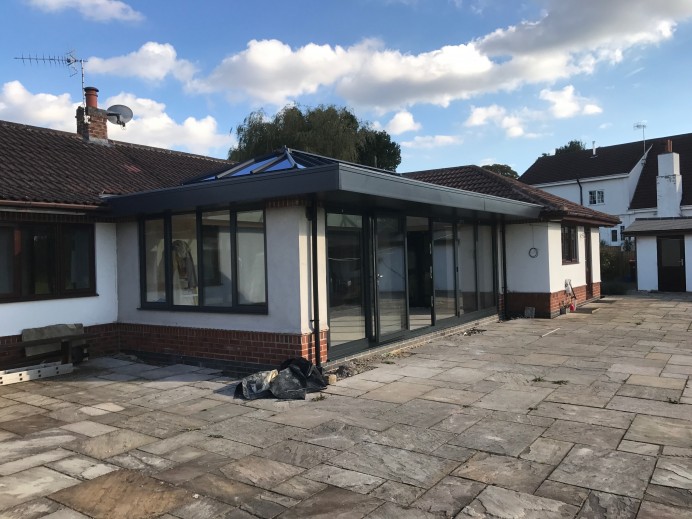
(0, 363, 73, 385)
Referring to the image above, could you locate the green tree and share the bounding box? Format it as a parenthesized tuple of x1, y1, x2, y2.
(482, 164, 519, 179)
(554, 139, 587, 155)
(229, 105, 401, 171)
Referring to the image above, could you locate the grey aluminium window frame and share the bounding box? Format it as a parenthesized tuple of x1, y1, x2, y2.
(138, 206, 268, 314)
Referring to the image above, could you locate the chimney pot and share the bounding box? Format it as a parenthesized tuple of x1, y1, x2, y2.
(666, 139, 673, 153)
(84, 86, 99, 108)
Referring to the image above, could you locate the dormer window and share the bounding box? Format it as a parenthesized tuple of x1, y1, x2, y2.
(588, 190, 604, 205)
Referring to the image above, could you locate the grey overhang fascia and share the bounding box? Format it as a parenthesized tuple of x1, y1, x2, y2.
(337, 164, 541, 218)
(106, 162, 542, 218)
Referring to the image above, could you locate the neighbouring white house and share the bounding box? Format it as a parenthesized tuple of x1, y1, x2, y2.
(522, 134, 692, 293)
(0, 87, 618, 374)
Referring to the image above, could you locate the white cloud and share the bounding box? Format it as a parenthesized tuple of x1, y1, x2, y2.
(180, 0, 692, 110)
(465, 104, 528, 138)
(26, 0, 143, 22)
(465, 104, 506, 126)
(385, 111, 421, 135)
(539, 85, 602, 118)
(88, 42, 196, 82)
(103, 92, 234, 155)
(401, 135, 461, 148)
(0, 81, 232, 156)
(0, 80, 78, 131)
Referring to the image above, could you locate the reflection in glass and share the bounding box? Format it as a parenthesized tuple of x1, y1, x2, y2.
(144, 219, 166, 303)
(0, 228, 13, 295)
(201, 210, 233, 306)
(22, 226, 55, 296)
(457, 224, 477, 313)
(477, 225, 495, 309)
(237, 210, 266, 304)
(406, 217, 431, 330)
(376, 216, 407, 336)
(327, 213, 366, 345)
(62, 226, 92, 290)
(433, 222, 456, 321)
(171, 213, 199, 306)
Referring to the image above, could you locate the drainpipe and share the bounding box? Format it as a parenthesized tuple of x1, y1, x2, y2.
(501, 218, 509, 319)
(310, 199, 322, 367)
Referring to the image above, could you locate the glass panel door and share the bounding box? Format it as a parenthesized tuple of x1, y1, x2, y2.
(457, 223, 478, 313)
(327, 213, 366, 347)
(375, 216, 407, 339)
(433, 222, 456, 321)
(406, 217, 431, 330)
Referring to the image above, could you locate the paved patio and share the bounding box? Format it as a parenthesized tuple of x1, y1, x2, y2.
(0, 294, 691, 518)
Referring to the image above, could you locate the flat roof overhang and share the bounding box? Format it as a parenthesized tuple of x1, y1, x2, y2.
(107, 163, 542, 221)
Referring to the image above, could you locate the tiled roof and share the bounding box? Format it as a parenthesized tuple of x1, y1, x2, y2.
(630, 134, 692, 209)
(0, 120, 232, 208)
(406, 165, 620, 226)
(520, 141, 645, 185)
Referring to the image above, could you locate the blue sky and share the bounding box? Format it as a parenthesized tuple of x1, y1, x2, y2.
(2, 0, 692, 175)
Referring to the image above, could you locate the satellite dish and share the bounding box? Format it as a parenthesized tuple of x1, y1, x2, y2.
(106, 104, 133, 127)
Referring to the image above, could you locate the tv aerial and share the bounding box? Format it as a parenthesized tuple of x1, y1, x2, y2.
(106, 105, 133, 128)
(633, 121, 647, 155)
(14, 50, 88, 105)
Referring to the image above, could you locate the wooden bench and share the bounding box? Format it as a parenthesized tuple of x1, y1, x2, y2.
(21, 323, 91, 365)
(0, 324, 93, 386)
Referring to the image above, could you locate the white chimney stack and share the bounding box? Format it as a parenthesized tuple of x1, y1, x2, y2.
(656, 139, 682, 217)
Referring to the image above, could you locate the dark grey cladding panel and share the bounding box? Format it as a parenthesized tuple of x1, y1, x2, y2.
(106, 162, 541, 219)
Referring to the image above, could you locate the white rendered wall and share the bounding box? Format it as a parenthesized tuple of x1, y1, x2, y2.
(636, 236, 658, 291)
(590, 228, 601, 283)
(116, 206, 323, 334)
(0, 223, 118, 336)
(504, 222, 551, 293)
(548, 223, 587, 293)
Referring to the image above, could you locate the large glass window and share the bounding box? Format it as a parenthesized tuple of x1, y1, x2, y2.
(0, 223, 94, 302)
(0, 227, 15, 296)
(144, 219, 166, 303)
(457, 224, 477, 313)
(141, 208, 266, 310)
(237, 210, 266, 305)
(327, 213, 366, 345)
(171, 213, 199, 306)
(477, 225, 495, 309)
(433, 222, 455, 321)
(201, 210, 233, 307)
(562, 225, 578, 263)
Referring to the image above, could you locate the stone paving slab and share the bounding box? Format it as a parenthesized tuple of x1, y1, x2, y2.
(0, 294, 691, 517)
(549, 445, 656, 499)
(457, 485, 578, 519)
(0, 467, 79, 511)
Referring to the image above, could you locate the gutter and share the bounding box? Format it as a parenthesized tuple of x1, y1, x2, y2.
(0, 200, 105, 212)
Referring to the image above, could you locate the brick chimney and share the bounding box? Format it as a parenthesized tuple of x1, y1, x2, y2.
(76, 87, 108, 143)
(656, 139, 682, 217)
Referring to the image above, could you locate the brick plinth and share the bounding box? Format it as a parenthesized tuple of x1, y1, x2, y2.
(1, 321, 328, 375)
(504, 282, 601, 318)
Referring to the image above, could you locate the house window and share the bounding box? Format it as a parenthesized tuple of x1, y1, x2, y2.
(0, 223, 95, 302)
(140, 208, 266, 311)
(588, 190, 604, 205)
(561, 225, 578, 263)
(611, 229, 618, 243)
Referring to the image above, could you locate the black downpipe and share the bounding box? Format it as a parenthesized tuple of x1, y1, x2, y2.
(576, 177, 583, 206)
(310, 200, 322, 367)
(501, 218, 509, 319)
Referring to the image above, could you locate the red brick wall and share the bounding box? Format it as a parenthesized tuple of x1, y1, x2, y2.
(504, 283, 600, 318)
(1, 322, 328, 373)
(117, 323, 327, 367)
